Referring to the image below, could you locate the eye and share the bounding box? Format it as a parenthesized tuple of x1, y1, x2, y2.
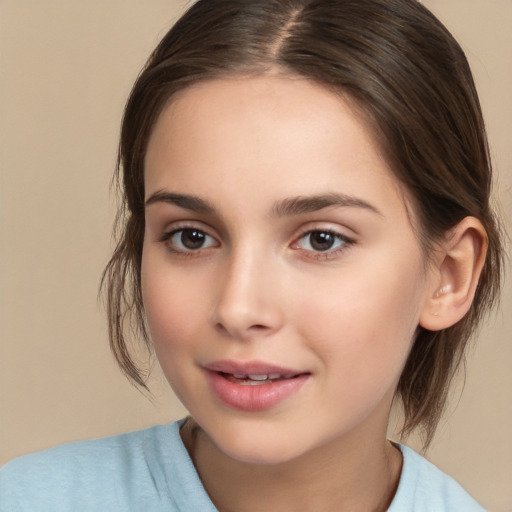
(163, 228, 218, 253)
(295, 230, 352, 253)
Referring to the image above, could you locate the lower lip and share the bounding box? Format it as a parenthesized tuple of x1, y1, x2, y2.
(206, 371, 309, 411)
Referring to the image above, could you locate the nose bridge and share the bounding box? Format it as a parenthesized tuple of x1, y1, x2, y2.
(212, 241, 282, 339)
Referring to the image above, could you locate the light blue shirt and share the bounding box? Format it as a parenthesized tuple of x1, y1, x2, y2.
(0, 420, 485, 511)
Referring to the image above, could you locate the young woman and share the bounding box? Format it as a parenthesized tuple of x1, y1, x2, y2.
(1, 1, 504, 510)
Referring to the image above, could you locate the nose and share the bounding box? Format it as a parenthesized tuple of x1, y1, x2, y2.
(211, 248, 284, 340)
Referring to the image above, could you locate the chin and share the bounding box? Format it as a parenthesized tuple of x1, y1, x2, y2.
(203, 421, 311, 466)
(219, 440, 298, 466)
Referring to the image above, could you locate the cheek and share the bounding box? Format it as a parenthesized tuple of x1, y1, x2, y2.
(141, 261, 211, 404)
(141, 256, 208, 355)
(294, 255, 425, 383)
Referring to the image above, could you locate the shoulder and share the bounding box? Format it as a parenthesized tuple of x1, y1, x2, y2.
(0, 422, 191, 512)
(388, 444, 486, 512)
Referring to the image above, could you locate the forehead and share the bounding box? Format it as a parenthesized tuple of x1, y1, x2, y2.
(145, 75, 380, 166)
(144, 75, 411, 224)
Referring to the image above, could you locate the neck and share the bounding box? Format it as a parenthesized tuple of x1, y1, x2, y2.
(181, 418, 402, 512)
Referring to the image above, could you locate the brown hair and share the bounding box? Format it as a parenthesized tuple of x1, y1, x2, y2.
(102, 0, 503, 448)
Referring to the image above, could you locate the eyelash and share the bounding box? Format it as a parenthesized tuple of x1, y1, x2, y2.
(293, 229, 355, 260)
(158, 225, 355, 260)
(159, 225, 218, 258)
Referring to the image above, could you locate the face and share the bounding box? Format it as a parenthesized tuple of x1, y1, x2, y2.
(142, 75, 434, 465)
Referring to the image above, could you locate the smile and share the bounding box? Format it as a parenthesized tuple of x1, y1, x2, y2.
(223, 372, 299, 385)
(204, 361, 310, 411)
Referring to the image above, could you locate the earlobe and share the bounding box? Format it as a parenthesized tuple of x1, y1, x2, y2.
(419, 217, 488, 331)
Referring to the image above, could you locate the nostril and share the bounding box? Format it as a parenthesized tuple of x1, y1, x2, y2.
(215, 322, 230, 334)
(214, 322, 271, 339)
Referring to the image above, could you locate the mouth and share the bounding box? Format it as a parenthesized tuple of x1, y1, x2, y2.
(204, 360, 310, 411)
(217, 372, 304, 386)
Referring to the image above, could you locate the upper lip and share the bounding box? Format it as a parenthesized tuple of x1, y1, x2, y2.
(204, 360, 306, 376)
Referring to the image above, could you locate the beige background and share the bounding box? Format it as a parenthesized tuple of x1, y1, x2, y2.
(0, 1, 511, 510)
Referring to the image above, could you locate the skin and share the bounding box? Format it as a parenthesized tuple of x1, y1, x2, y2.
(141, 74, 455, 511)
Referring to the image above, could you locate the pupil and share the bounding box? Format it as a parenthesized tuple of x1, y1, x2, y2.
(181, 229, 205, 249)
(310, 232, 334, 251)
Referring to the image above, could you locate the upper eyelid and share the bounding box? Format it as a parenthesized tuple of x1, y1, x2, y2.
(162, 220, 215, 235)
(299, 227, 347, 237)
(292, 221, 357, 240)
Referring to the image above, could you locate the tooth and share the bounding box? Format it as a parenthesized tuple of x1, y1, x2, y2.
(268, 373, 281, 380)
(248, 374, 269, 381)
(239, 379, 267, 386)
(233, 374, 246, 379)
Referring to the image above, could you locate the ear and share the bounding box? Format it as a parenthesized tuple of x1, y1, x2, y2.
(419, 217, 488, 331)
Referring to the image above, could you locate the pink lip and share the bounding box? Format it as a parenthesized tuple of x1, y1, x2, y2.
(205, 359, 302, 376)
(204, 360, 310, 412)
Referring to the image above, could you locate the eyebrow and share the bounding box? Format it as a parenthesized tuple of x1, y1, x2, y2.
(145, 190, 382, 217)
(270, 193, 382, 218)
(145, 191, 216, 214)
